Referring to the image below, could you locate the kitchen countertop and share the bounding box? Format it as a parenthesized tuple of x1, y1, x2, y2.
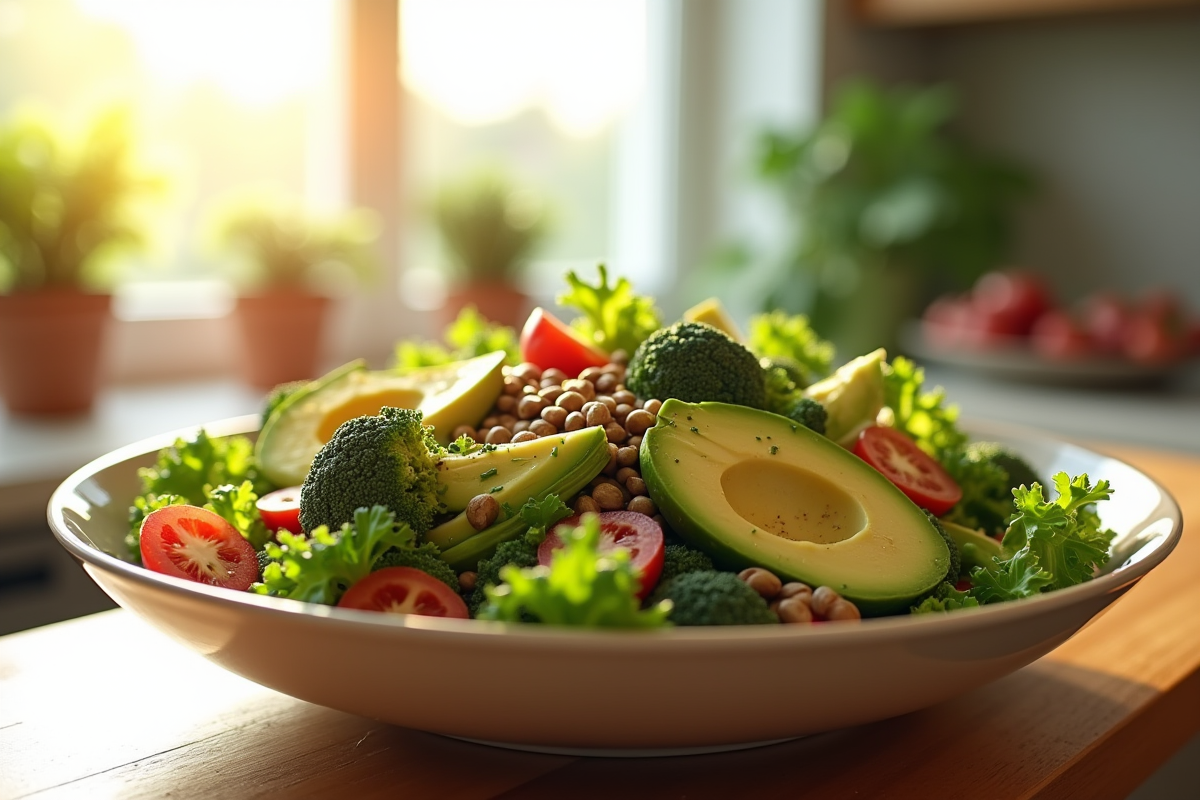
(2, 441, 1197, 799)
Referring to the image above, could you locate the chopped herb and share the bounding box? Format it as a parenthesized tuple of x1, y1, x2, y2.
(551, 446, 559, 458)
(690, 426, 699, 433)
(490, 485, 504, 493)
(480, 467, 498, 481)
(769, 445, 779, 455)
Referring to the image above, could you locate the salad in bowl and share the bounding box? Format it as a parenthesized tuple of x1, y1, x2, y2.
(48, 266, 1181, 753)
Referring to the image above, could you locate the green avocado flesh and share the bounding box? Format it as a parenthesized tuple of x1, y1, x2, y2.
(429, 425, 610, 571)
(640, 400, 949, 616)
(256, 351, 505, 487)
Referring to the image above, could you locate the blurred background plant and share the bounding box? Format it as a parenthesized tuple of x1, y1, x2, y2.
(208, 192, 381, 295)
(705, 79, 1034, 359)
(430, 166, 551, 286)
(0, 106, 163, 294)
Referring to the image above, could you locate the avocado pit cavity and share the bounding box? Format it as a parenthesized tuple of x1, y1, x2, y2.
(720, 460, 865, 545)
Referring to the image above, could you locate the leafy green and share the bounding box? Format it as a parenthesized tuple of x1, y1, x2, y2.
(746, 311, 834, 387)
(998, 473, 1116, 592)
(968, 549, 1056, 604)
(558, 263, 662, 356)
(204, 481, 272, 551)
(254, 505, 414, 605)
(394, 305, 520, 369)
(478, 515, 672, 628)
(942, 450, 1018, 536)
(127, 430, 271, 559)
(882, 356, 968, 464)
(502, 493, 573, 546)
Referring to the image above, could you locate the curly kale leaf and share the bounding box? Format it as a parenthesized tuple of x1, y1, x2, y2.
(254, 505, 415, 605)
(911, 582, 981, 614)
(558, 263, 662, 356)
(501, 492, 573, 546)
(478, 515, 672, 628)
(746, 310, 834, 387)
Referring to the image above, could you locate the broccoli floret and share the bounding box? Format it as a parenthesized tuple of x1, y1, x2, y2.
(760, 356, 811, 391)
(298, 406, 445, 536)
(626, 321, 766, 408)
(762, 363, 827, 434)
(649, 570, 777, 626)
(261, 380, 310, 428)
(467, 538, 541, 616)
(968, 442, 1041, 492)
(374, 542, 459, 591)
(658, 543, 714, 584)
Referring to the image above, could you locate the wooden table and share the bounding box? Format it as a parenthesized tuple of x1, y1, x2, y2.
(2, 443, 1197, 800)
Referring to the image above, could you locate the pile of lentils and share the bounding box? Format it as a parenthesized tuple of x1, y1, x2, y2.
(448, 353, 862, 624)
(448, 351, 664, 524)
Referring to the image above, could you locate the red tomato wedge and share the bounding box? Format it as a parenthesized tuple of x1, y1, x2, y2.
(853, 426, 963, 516)
(519, 306, 610, 378)
(256, 486, 303, 535)
(539, 511, 665, 599)
(140, 505, 259, 591)
(337, 567, 469, 619)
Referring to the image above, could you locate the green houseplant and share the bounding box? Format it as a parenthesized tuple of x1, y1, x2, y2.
(210, 194, 380, 389)
(712, 80, 1033, 359)
(430, 167, 550, 328)
(0, 108, 161, 415)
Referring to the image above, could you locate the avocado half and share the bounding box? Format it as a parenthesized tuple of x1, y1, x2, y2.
(640, 400, 949, 616)
(256, 351, 505, 487)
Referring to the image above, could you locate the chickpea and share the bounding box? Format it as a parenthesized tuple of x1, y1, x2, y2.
(626, 476, 648, 497)
(642, 398, 663, 416)
(541, 405, 568, 429)
(592, 482, 625, 510)
(616, 446, 639, 467)
(502, 376, 524, 396)
(496, 394, 518, 414)
(603, 443, 619, 476)
(810, 586, 841, 619)
(539, 385, 564, 404)
(451, 425, 475, 441)
(627, 435, 643, 450)
(615, 467, 639, 484)
(612, 390, 636, 406)
(542, 368, 568, 384)
(774, 595, 814, 624)
(609, 349, 629, 365)
(579, 366, 606, 384)
(825, 599, 862, 622)
(779, 582, 813, 601)
(513, 420, 531, 433)
(466, 494, 500, 531)
(562, 379, 595, 401)
(458, 571, 477, 592)
(603, 422, 628, 444)
(574, 494, 601, 515)
(563, 411, 586, 431)
(738, 567, 783, 600)
(518, 395, 544, 420)
(627, 496, 657, 516)
(595, 373, 619, 394)
(484, 426, 512, 445)
(481, 415, 500, 429)
(584, 401, 612, 426)
(497, 414, 518, 428)
(529, 419, 557, 437)
(596, 395, 618, 413)
(512, 362, 542, 383)
(624, 409, 656, 436)
(614, 403, 634, 424)
(510, 430, 537, 443)
(556, 391, 586, 413)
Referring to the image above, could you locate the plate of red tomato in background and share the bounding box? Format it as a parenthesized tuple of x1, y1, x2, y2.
(904, 271, 1200, 387)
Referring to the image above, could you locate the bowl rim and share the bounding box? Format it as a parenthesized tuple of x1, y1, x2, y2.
(47, 414, 1184, 651)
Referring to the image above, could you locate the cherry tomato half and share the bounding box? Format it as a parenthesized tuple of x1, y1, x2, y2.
(519, 306, 610, 378)
(337, 567, 469, 618)
(539, 511, 665, 599)
(256, 486, 303, 535)
(852, 426, 963, 516)
(140, 505, 259, 591)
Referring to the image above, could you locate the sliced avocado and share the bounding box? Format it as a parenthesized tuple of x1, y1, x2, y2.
(802, 348, 886, 447)
(438, 432, 578, 512)
(640, 399, 949, 616)
(431, 426, 610, 571)
(683, 297, 744, 341)
(940, 519, 1004, 573)
(256, 351, 505, 487)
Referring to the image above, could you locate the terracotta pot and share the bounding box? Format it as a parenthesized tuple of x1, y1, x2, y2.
(0, 290, 112, 416)
(443, 281, 531, 329)
(233, 291, 332, 390)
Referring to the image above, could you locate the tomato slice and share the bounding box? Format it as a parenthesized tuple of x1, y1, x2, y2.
(256, 486, 303, 535)
(337, 567, 469, 618)
(519, 306, 610, 378)
(539, 511, 665, 599)
(140, 505, 259, 591)
(852, 426, 963, 516)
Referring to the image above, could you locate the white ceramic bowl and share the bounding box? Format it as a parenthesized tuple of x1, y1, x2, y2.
(48, 416, 1182, 756)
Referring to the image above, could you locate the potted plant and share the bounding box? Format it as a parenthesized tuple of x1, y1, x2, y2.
(708, 80, 1033, 358)
(0, 108, 160, 415)
(211, 194, 380, 390)
(430, 167, 550, 328)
